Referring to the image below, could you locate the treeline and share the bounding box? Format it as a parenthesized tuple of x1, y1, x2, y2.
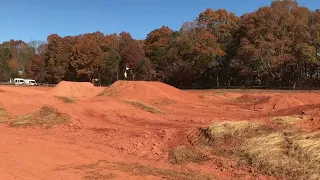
(1, 0, 320, 89)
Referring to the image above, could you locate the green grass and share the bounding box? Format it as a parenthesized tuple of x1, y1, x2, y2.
(7, 106, 68, 128)
(55, 96, 77, 103)
(124, 100, 164, 114)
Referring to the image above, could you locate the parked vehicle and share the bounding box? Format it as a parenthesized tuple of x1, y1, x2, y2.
(13, 78, 25, 85)
(24, 79, 37, 86)
(9, 78, 38, 86)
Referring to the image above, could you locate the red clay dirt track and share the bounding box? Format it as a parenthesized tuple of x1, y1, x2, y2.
(0, 81, 320, 179)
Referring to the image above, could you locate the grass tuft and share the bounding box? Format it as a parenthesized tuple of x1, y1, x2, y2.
(8, 106, 67, 128)
(271, 116, 303, 125)
(113, 162, 212, 180)
(199, 121, 272, 157)
(0, 107, 8, 117)
(124, 100, 163, 113)
(83, 171, 116, 180)
(240, 131, 320, 179)
(57, 160, 212, 180)
(169, 146, 209, 164)
(55, 96, 77, 103)
(205, 121, 268, 139)
(201, 121, 320, 179)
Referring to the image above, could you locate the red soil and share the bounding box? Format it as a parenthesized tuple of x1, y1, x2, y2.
(0, 81, 319, 179)
(101, 80, 197, 103)
(51, 81, 103, 98)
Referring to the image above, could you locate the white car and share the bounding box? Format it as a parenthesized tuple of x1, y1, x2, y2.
(24, 79, 37, 86)
(13, 78, 25, 85)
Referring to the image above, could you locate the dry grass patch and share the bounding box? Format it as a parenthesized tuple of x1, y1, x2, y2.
(57, 160, 212, 180)
(204, 121, 269, 139)
(0, 107, 8, 117)
(114, 162, 212, 180)
(8, 106, 67, 128)
(199, 121, 272, 157)
(0, 107, 9, 123)
(231, 95, 268, 104)
(240, 131, 320, 179)
(83, 171, 116, 180)
(200, 121, 320, 179)
(55, 96, 77, 103)
(124, 100, 163, 113)
(169, 146, 209, 164)
(271, 116, 303, 125)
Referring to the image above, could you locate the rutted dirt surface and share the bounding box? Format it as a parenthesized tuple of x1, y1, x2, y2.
(0, 81, 320, 179)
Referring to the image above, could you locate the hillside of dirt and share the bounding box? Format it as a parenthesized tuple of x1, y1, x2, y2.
(52, 81, 103, 98)
(0, 83, 320, 179)
(100, 80, 197, 104)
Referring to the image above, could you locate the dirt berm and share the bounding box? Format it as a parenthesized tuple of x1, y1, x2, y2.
(52, 81, 102, 97)
(100, 81, 197, 104)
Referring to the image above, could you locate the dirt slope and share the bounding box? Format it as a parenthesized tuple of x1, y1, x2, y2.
(100, 81, 197, 104)
(52, 81, 103, 98)
(255, 94, 307, 112)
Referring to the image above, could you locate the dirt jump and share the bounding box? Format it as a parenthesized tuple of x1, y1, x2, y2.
(100, 80, 197, 103)
(0, 81, 320, 179)
(52, 81, 103, 98)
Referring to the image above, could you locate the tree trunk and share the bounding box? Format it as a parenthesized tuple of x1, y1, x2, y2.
(216, 71, 220, 89)
(226, 63, 230, 87)
(116, 69, 119, 81)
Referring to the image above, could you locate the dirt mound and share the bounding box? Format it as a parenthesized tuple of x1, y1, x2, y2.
(7, 106, 67, 128)
(254, 94, 307, 112)
(233, 94, 269, 104)
(100, 81, 196, 104)
(52, 81, 101, 97)
(304, 107, 320, 116)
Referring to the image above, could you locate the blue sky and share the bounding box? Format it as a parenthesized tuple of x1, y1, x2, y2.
(0, 0, 318, 43)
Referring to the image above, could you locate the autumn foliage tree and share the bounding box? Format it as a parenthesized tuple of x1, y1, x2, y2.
(233, 0, 318, 87)
(70, 32, 104, 82)
(165, 23, 224, 87)
(0, 0, 319, 89)
(0, 45, 12, 81)
(120, 32, 153, 80)
(102, 33, 121, 84)
(198, 8, 240, 86)
(144, 26, 173, 81)
(46, 34, 70, 83)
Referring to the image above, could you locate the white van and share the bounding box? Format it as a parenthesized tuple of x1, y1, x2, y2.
(13, 78, 25, 85)
(24, 79, 37, 86)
